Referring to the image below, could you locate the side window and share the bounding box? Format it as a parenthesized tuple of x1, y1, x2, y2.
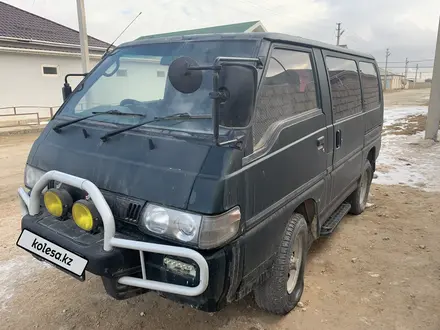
(359, 62, 380, 110)
(326, 57, 362, 121)
(253, 48, 318, 148)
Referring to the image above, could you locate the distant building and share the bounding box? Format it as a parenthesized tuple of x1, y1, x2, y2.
(0, 1, 110, 109)
(379, 68, 408, 90)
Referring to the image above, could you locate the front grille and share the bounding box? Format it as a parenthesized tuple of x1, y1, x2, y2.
(101, 190, 145, 225)
(125, 202, 142, 223)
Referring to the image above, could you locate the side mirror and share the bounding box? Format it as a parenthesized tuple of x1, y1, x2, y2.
(62, 73, 88, 101)
(218, 64, 257, 128)
(62, 82, 72, 101)
(168, 57, 203, 94)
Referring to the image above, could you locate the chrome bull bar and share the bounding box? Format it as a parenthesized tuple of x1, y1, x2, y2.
(17, 170, 209, 297)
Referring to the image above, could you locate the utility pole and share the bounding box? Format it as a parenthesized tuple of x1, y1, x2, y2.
(425, 17, 440, 141)
(414, 64, 419, 87)
(404, 58, 409, 89)
(336, 23, 345, 46)
(384, 48, 391, 90)
(404, 58, 409, 79)
(76, 0, 90, 73)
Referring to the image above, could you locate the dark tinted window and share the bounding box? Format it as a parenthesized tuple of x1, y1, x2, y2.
(326, 57, 362, 121)
(253, 48, 318, 148)
(359, 62, 380, 110)
(42, 66, 57, 75)
(116, 69, 128, 77)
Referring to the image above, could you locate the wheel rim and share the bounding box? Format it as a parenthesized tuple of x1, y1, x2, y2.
(287, 233, 303, 294)
(359, 170, 369, 207)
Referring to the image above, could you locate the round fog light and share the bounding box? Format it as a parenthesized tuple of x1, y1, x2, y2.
(72, 199, 100, 232)
(43, 189, 72, 217)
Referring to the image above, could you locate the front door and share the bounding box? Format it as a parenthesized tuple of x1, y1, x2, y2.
(243, 45, 329, 218)
(323, 52, 364, 203)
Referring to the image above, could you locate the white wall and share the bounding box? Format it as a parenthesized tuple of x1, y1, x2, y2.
(77, 59, 169, 111)
(0, 52, 99, 116)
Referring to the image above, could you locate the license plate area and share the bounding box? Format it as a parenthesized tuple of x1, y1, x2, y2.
(17, 229, 88, 280)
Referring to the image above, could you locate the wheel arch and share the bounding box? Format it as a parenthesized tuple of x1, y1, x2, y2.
(366, 146, 376, 172)
(294, 198, 319, 240)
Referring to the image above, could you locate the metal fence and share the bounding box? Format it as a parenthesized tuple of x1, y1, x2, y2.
(0, 106, 58, 128)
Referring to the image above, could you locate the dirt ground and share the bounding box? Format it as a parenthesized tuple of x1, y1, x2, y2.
(1, 88, 439, 330)
(384, 88, 431, 108)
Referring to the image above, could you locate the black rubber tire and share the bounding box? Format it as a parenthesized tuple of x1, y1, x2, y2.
(254, 213, 308, 315)
(349, 161, 373, 215)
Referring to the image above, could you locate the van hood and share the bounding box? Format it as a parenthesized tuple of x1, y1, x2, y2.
(29, 125, 211, 209)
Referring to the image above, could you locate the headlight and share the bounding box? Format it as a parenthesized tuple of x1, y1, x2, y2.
(24, 165, 45, 189)
(141, 204, 201, 245)
(140, 204, 241, 249)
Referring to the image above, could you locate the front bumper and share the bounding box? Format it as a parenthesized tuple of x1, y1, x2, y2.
(18, 171, 211, 298)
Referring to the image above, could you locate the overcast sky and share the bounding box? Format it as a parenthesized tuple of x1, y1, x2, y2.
(5, 0, 440, 78)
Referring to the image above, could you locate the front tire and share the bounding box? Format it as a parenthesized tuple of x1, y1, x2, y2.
(254, 213, 308, 315)
(349, 160, 373, 215)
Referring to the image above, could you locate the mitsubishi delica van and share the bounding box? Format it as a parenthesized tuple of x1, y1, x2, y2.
(17, 33, 383, 315)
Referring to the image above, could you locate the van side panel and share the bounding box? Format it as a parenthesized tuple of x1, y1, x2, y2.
(237, 44, 329, 280)
(313, 48, 334, 212)
(322, 51, 365, 205)
(361, 61, 383, 166)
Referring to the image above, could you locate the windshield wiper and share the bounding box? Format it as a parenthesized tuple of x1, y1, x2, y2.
(100, 112, 211, 141)
(53, 110, 145, 132)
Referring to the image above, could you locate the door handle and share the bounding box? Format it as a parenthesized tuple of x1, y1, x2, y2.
(335, 129, 342, 149)
(316, 136, 325, 151)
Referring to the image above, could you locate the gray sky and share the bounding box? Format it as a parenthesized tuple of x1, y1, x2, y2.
(6, 0, 440, 79)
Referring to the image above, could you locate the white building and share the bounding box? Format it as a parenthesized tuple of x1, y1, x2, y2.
(0, 1, 109, 117)
(379, 68, 408, 90)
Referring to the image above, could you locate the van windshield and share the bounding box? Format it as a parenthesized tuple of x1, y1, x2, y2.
(59, 40, 258, 135)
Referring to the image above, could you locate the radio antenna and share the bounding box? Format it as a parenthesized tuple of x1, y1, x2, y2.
(104, 12, 142, 55)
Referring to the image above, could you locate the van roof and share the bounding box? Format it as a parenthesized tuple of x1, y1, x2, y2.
(119, 32, 375, 60)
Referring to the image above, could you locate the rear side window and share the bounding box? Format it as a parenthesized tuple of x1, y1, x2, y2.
(359, 62, 380, 110)
(326, 57, 362, 121)
(253, 48, 318, 148)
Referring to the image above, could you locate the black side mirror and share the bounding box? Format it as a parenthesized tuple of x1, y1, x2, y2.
(217, 64, 257, 128)
(62, 82, 72, 101)
(62, 73, 88, 101)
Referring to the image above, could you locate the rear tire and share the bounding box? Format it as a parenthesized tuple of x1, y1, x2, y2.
(254, 213, 308, 315)
(349, 161, 373, 215)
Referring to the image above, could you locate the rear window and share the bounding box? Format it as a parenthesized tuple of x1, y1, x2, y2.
(359, 62, 380, 110)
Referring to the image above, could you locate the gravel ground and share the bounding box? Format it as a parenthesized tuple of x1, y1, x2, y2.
(1, 88, 439, 330)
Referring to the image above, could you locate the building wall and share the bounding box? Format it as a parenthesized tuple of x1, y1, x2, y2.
(0, 52, 100, 116)
(381, 75, 407, 90)
(78, 59, 169, 110)
(409, 82, 432, 89)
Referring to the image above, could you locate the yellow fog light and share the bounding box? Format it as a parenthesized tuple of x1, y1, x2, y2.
(44, 189, 72, 217)
(72, 200, 100, 232)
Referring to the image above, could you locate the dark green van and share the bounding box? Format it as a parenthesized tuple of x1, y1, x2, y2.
(17, 32, 382, 314)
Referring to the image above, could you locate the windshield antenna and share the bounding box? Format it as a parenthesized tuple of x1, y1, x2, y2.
(104, 11, 142, 56)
